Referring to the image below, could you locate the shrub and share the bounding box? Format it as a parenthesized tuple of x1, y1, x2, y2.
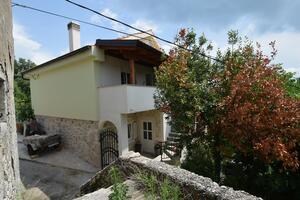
(109, 167, 128, 200)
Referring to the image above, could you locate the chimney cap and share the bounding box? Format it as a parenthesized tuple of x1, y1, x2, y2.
(68, 22, 80, 30)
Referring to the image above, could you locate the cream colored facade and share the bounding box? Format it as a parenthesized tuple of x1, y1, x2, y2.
(24, 45, 170, 167)
(26, 46, 104, 121)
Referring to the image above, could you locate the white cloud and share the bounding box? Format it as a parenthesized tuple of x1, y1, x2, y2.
(254, 31, 300, 76)
(13, 22, 54, 64)
(90, 8, 159, 37)
(90, 14, 101, 24)
(161, 43, 173, 54)
(101, 8, 117, 19)
(90, 8, 125, 31)
(205, 18, 300, 77)
(221, 17, 300, 76)
(131, 19, 158, 33)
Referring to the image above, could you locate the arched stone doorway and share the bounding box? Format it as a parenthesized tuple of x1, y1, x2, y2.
(99, 121, 119, 168)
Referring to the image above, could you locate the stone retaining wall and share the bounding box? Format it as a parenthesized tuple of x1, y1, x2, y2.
(79, 152, 262, 200)
(0, 0, 22, 199)
(36, 115, 101, 167)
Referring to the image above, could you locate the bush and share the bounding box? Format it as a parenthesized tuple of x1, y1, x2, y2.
(181, 138, 217, 181)
(134, 171, 182, 200)
(223, 151, 300, 200)
(109, 167, 128, 200)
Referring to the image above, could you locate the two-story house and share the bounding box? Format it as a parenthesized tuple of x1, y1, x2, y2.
(23, 22, 170, 168)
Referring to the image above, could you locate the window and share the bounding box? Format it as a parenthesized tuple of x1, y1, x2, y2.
(121, 72, 130, 84)
(145, 74, 155, 86)
(143, 122, 152, 140)
(127, 123, 132, 139)
(0, 78, 6, 122)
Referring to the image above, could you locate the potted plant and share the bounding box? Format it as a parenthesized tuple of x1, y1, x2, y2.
(134, 138, 142, 153)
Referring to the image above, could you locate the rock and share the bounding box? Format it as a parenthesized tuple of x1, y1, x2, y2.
(180, 146, 187, 164)
(22, 187, 50, 200)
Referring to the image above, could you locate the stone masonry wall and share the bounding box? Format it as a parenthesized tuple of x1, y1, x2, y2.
(0, 0, 22, 199)
(36, 115, 101, 168)
(79, 152, 262, 200)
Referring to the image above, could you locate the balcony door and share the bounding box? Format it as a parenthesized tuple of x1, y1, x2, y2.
(142, 121, 154, 154)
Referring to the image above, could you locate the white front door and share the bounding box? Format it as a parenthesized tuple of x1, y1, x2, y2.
(142, 121, 154, 154)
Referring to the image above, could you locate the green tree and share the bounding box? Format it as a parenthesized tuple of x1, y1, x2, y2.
(155, 29, 224, 181)
(155, 29, 300, 191)
(14, 58, 35, 122)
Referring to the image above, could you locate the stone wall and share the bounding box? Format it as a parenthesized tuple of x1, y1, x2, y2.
(0, 0, 22, 199)
(36, 115, 101, 167)
(79, 152, 262, 200)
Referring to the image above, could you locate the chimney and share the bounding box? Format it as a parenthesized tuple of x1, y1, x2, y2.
(67, 22, 80, 51)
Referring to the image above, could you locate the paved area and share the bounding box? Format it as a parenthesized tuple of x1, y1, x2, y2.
(20, 159, 94, 200)
(18, 134, 100, 199)
(18, 134, 98, 173)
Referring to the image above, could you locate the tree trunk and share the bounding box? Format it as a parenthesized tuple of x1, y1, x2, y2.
(0, 0, 22, 199)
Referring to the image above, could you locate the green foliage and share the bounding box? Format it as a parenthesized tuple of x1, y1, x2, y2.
(280, 70, 300, 99)
(155, 28, 300, 199)
(14, 58, 35, 122)
(160, 178, 181, 200)
(223, 150, 300, 200)
(109, 167, 128, 200)
(135, 171, 182, 200)
(154, 29, 222, 133)
(135, 172, 156, 199)
(181, 138, 217, 181)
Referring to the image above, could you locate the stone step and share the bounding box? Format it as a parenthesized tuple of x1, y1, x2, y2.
(167, 136, 180, 142)
(168, 132, 181, 138)
(164, 149, 176, 159)
(74, 188, 111, 200)
(164, 145, 180, 152)
(165, 141, 180, 146)
(130, 190, 145, 199)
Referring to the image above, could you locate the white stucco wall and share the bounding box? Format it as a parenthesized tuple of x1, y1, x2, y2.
(126, 110, 168, 154)
(96, 55, 154, 87)
(162, 114, 171, 141)
(26, 46, 105, 121)
(29, 58, 99, 121)
(98, 85, 155, 115)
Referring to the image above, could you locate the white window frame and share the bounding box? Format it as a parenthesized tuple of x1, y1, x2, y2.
(143, 121, 153, 141)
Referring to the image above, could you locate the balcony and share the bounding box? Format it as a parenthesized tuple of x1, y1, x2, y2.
(98, 85, 156, 115)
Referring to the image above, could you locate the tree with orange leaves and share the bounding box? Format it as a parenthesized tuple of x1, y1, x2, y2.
(220, 45, 300, 170)
(155, 29, 300, 193)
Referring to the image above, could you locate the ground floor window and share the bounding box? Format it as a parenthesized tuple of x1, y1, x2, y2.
(143, 122, 152, 140)
(128, 123, 132, 139)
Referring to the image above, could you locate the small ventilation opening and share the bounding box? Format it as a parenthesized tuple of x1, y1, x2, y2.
(0, 78, 6, 122)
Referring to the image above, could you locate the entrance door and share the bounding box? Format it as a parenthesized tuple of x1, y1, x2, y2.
(142, 121, 154, 154)
(127, 122, 136, 151)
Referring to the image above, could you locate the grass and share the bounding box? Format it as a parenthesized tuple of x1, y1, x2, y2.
(108, 167, 128, 200)
(133, 170, 182, 200)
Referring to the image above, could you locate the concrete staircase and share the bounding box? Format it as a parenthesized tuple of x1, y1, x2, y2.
(161, 132, 181, 161)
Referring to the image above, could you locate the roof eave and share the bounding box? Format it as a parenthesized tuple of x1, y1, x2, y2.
(22, 45, 92, 76)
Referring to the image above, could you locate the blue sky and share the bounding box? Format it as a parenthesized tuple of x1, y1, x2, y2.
(13, 0, 300, 76)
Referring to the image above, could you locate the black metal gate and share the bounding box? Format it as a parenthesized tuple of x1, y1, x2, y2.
(99, 128, 119, 168)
